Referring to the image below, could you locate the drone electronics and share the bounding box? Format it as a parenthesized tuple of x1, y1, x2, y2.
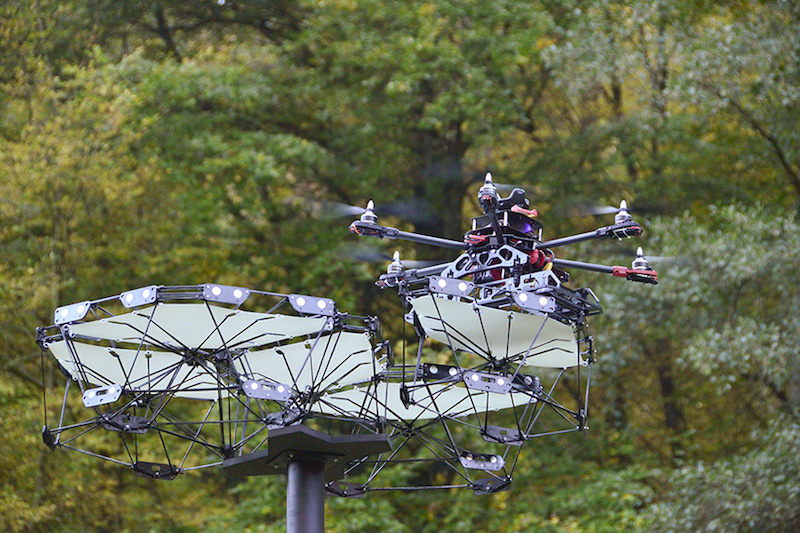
(37, 173, 657, 532)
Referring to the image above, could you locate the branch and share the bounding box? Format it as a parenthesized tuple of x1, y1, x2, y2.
(152, 3, 182, 61)
(720, 91, 800, 198)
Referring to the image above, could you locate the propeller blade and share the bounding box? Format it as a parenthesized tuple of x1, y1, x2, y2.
(570, 201, 658, 217)
(302, 198, 442, 226)
(305, 199, 365, 219)
(470, 172, 524, 193)
(333, 243, 445, 268)
(612, 248, 677, 264)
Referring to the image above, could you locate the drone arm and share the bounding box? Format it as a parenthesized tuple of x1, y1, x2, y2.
(537, 221, 643, 249)
(551, 258, 614, 274)
(350, 220, 469, 250)
(552, 258, 658, 284)
(377, 262, 450, 287)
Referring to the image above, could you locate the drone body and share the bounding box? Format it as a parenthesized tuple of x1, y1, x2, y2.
(350, 172, 657, 300)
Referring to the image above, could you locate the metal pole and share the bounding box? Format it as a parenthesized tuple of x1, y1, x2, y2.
(286, 455, 325, 533)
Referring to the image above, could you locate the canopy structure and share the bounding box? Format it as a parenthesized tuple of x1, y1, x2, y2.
(318, 290, 593, 496)
(37, 283, 593, 495)
(37, 285, 389, 479)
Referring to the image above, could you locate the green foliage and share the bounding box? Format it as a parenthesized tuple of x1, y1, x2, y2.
(2, 0, 800, 531)
(647, 418, 800, 532)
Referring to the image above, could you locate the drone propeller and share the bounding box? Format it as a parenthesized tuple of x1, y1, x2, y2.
(591, 245, 675, 266)
(305, 199, 365, 219)
(572, 200, 655, 218)
(616, 247, 675, 265)
(334, 243, 443, 269)
(471, 171, 522, 193)
(304, 198, 441, 227)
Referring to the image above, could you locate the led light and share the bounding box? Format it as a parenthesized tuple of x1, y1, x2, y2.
(82, 384, 123, 407)
(120, 285, 159, 308)
(429, 277, 474, 297)
(464, 371, 514, 394)
(202, 284, 250, 304)
(429, 365, 439, 375)
(289, 294, 336, 316)
(449, 367, 458, 376)
(242, 379, 292, 401)
(459, 451, 506, 471)
(514, 292, 555, 314)
(54, 300, 92, 324)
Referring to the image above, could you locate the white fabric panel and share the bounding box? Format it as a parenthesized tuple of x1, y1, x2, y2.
(68, 303, 328, 350)
(238, 331, 375, 391)
(316, 381, 534, 422)
(410, 296, 582, 368)
(48, 340, 224, 400)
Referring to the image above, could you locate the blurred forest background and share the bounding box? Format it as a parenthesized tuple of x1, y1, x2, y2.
(2, 0, 800, 531)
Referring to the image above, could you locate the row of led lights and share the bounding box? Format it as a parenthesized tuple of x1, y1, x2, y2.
(428, 276, 556, 314)
(54, 283, 255, 325)
(55, 285, 338, 327)
(81, 379, 295, 409)
(427, 364, 510, 388)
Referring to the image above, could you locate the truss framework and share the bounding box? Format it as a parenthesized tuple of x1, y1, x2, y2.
(37, 282, 594, 495)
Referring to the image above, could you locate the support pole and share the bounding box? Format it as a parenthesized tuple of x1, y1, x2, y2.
(286, 455, 325, 533)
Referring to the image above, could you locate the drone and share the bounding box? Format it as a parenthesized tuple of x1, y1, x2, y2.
(34, 172, 659, 533)
(350, 172, 657, 299)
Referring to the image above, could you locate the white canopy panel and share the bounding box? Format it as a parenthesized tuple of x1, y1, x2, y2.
(410, 296, 582, 368)
(316, 381, 535, 421)
(48, 340, 225, 400)
(237, 331, 376, 391)
(68, 303, 328, 351)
